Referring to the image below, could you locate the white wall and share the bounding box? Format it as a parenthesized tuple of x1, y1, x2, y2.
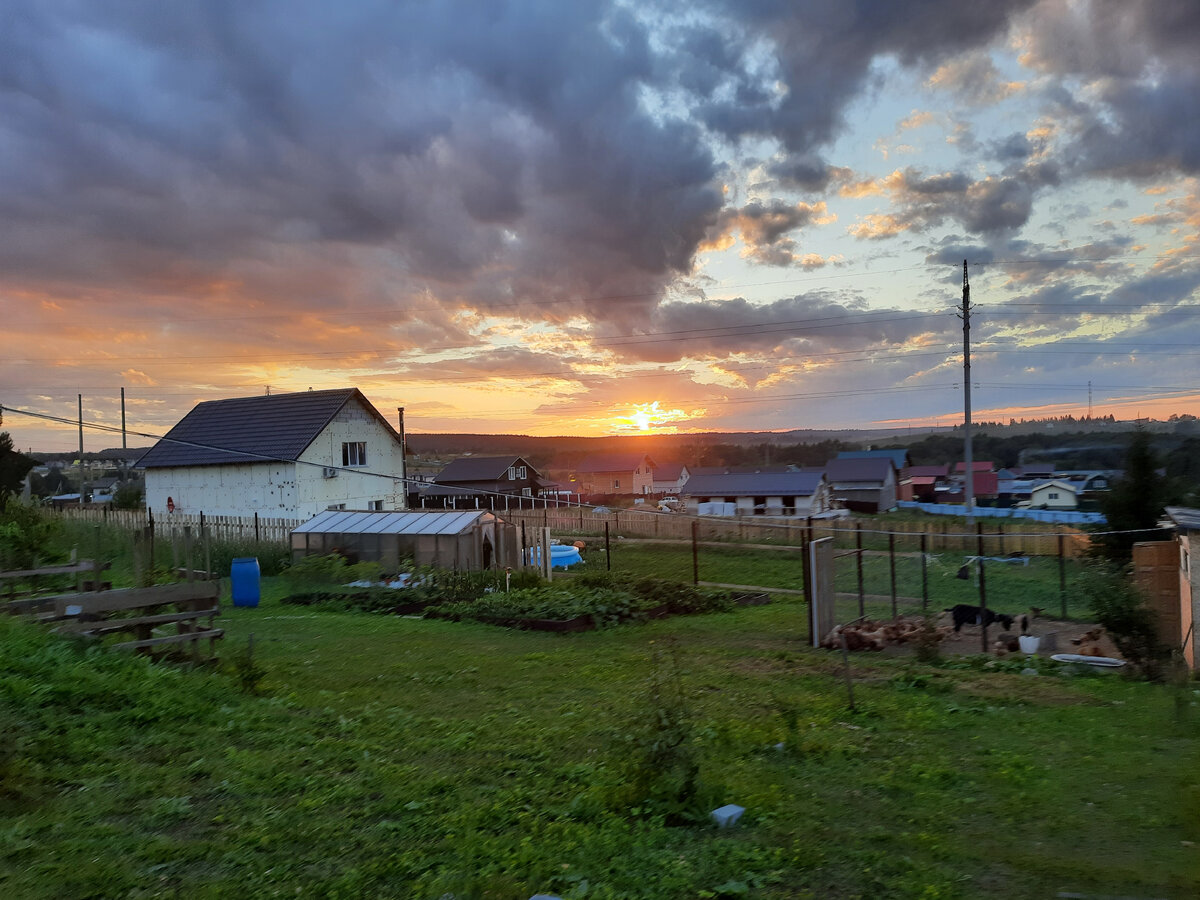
(144, 396, 408, 519)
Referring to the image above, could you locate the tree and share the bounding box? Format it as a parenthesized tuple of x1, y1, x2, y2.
(0, 432, 36, 512)
(1092, 427, 1169, 563)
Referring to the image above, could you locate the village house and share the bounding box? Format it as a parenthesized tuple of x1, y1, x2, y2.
(1027, 479, 1079, 510)
(651, 461, 690, 495)
(681, 470, 829, 517)
(898, 464, 949, 503)
(137, 388, 408, 519)
(573, 453, 656, 496)
(419, 455, 557, 509)
(823, 457, 897, 513)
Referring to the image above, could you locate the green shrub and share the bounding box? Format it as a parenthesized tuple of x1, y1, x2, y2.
(1077, 561, 1169, 679)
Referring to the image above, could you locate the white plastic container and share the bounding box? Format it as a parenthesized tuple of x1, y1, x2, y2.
(1018, 635, 1040, 654)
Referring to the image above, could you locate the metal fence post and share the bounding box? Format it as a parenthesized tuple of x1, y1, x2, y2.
(888, 531, 897, 619)
(920, 532, 928, 612)
(1058, 532, 1067, 619)
(977, 523, 989, 653)
(856, 522, 865, 618)
(691, 520, 699, 586)
(605, 521, 611, 571)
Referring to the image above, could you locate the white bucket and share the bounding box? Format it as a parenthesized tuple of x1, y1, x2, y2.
(1018, 635, 1041, 655)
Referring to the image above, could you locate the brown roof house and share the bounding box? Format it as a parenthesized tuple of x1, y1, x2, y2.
(137, 388, 408, 519)
(574, 453, 656, 496)
(420, 456, 556, 509)
(823, 457, 897, 513)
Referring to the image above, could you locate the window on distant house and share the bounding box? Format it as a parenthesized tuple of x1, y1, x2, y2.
(328, 503, 346, 510)
(753, 496, 767, 515)
(509, 465, 526, 480)
(342, 442, 367, 467)
(1048, 492, 1059, 500)
(369, 500, 383, 511)
(517, 466, 527, 479)
(613, 479, 621, 489)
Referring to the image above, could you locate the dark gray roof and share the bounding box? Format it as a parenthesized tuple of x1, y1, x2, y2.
(435, 456, 537, 483)
(824, 457, 894, 483)
(681, 471, 824, 497)
(838, 449, 909, 468)
(137, 388, 397, 469)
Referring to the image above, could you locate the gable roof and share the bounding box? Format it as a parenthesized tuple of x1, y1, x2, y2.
(824, 457, 895, 483)
(575, 453, 656, 474)
(837, 449, 910, 468)
(681, 471, 825, 497)
(1030, 479, 1078, 494)
(652, 462, 687, 482)
(137, 388, 399, 469)
(435, 456, 538, 483)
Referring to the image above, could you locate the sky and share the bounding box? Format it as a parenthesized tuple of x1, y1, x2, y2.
(3, 0, 1200, 451)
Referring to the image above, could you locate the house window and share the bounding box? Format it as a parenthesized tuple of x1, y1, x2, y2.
(521, 487, 532, 497)
(342, 442, 367, 467)
(369, 500, 383, 511)
(753, 496, 766, 516)
(327, 503, 346, 510)
(1048, 492, 1059, 500)
(783, 498, 796, 515)
(613, 479, 621, 489)
(508, 465, 527, 480)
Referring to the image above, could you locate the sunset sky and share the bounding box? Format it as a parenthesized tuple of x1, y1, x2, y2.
(3, 1, 1200, 452)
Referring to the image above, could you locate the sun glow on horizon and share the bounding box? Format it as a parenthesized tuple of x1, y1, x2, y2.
(610, 401, 694, 433)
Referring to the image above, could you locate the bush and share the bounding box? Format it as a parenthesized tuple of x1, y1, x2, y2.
(1077, 561, 1169, 679)
(0, 504, 63, 570)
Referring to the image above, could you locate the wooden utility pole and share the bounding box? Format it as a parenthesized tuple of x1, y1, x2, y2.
(78, 394, 84, 507)
(961, 260, 974, 522)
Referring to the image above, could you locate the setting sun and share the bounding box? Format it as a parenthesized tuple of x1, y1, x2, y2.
(610, 401, 694, 434)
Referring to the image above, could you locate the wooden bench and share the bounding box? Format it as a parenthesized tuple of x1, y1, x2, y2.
(47, 582, 223, 661)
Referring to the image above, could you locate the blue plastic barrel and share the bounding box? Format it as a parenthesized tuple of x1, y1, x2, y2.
(230, 557, 260, 607)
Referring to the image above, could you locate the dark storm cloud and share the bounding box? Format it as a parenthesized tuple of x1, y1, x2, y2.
(1019, 0, 1200, 179)
(851, 167, 1042, 238)
(0, 0, 723, 325)
(596, 293, 951, 364)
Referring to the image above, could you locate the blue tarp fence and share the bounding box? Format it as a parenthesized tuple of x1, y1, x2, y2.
(895, 501, 1105, 526)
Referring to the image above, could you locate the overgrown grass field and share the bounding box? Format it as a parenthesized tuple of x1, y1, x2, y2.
(3, 577, 1197, 899)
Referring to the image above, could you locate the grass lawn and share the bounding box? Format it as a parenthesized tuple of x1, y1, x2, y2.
(2, 575, 1198, 899)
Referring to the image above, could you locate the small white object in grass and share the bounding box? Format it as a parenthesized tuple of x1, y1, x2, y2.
(774, 741, 786, 752)
(711, 804, 745, 827)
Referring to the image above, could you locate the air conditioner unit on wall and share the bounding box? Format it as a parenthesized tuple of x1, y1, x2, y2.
(322, 467, 338, 479)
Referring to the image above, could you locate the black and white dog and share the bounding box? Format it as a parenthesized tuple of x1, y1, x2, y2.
(944, 604, 1015, 633)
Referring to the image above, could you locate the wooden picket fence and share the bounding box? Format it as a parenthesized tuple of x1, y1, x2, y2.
(50, 507, 303, 544)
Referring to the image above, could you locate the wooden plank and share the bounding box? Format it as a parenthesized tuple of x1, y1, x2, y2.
(112, 629, 225, 651)
(54, 582, 219, 618)
(0, 561, 105, 580)
(54, 607, 221, 636)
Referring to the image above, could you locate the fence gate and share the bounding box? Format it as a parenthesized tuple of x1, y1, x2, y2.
(807, 536, 834, 648)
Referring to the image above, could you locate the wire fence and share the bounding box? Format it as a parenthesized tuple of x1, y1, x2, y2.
(48, 505, 1108, 623)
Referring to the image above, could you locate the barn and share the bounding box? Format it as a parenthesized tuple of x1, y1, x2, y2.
(290, 509, 518, 572)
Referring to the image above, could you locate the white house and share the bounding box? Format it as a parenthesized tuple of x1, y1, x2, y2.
(680, 471, 830, 517)
(137, 388, 408, 519)
(1027, 479, 1078, 510)
(651, 462, 690, 495)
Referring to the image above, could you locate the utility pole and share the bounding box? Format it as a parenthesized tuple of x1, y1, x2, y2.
(960, 261, 974, 522)
(78, 394, 85, 508)
(121, 387, 127, 449)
